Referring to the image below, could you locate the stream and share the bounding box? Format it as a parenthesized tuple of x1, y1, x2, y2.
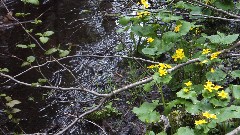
(0, 0, 135, 134)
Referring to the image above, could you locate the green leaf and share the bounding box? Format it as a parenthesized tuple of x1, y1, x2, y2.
(174, 127, 194, 135)
(6, 100, 21, 107)
(179, 21, 193, 36)
(31, 82, 40, 87)
(132, 101, 160, 123)
(231, 70, 240, 79)
(115, 43, 124, 51)
(38, 78, 48, 83)
(206, 32, 239, 45)
(157, 131, 167, 135)
(39, 37, 49, 44)
(45, 48, 58, 55)
(156, 42, 174, 55)
(8, 114, 12, 119)
(43, 31, 54, 37)
(143, 82, 154, 92)
(5, 96, 12, 101)
(27, 56, 35, 63)
(0, 68, 9, 72)
(206, 69, 226, 82)
(157, 12, 183, 23)
(232, 85, 240, 99)
(176, 90, 198, 104)
(118, 16, 131, 26)
(16, 44, 28, 48)
(59, 50, 70, 57)
(236, 3, 240, 9)
(214, 1, 234, 10)
(142, 47, 157, 56)
(12, 108, 21, 113)
(22, 0, 39, 5)
(28, 44, 36, 48)
(21, 61, 30, 67)
(0, 94, 6, 97)
(148, 131, 155, 135)
(162, 31, 180, 43)
(210, 98, 229, 107)
(35, 33, 43, 36)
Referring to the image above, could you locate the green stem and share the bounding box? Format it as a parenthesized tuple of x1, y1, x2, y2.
(157, 83, 166, 109)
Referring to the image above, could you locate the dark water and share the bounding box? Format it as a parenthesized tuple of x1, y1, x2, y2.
(0, 0, 132, 134)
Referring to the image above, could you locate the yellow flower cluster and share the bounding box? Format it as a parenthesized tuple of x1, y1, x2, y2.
(138, 0, 150, 8)
(136, 11, 150, 18)
(147, 37, 154, 43)
(202, 48, 211, 54)
(195, 119, 207, 125)
(210, 51, 221, 60)
(203, 111, 217, 119)
(147, 63, 172, 76)
(182, 81, 192, 93)
(195, 111, 217, 126)
(204, 80, 223, 92)
(174, 24, 182, 32)
(172, 49, 185, 61)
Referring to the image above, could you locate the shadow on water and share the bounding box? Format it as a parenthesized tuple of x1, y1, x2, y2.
(0, 0, 129, 134)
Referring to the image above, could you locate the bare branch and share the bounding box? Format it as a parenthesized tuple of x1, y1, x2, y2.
(226, 125, 240, 135)
(55, 97, 107, 135)
(190, 0, 240, 19)
(0, 73, 107, 97)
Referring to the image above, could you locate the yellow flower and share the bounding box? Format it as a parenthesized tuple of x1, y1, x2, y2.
(202, 49, 211, 54)
(203, 111, 217, 119)
(159, 69, 167, 76)
(136, 11, 150, 18)
(195, 27, 200, 34)
(183, 88, 189, 93)
(140, 0, 150, 8)
(184, 81, 192, 87)
(165, 64, 172, 69)
(209, 114, 217, 119)
(172, 49, 185, 61)
(147, 37, 154, 43)
(204, 80, 214, 92)
(136, 12, 143, 18)
(147, 65, 156, 69)
(143, 11, 150, 16)
(210, 68, 215, 73)
(210, 52, 221, 60)
(202, 111, 211, 118)
(174, 24, 182, 32)
(195, 119, 207, 125)
(159, 63, 166, 69)
(218, 90, 228, 99)
(201, 60, 208, 64)
(213, 85, 223, 90)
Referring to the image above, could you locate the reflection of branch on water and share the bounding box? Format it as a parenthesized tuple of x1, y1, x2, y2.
(0, 20, 34, 28)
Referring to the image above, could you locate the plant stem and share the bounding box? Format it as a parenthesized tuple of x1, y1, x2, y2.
(157, 83, 166, 109)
